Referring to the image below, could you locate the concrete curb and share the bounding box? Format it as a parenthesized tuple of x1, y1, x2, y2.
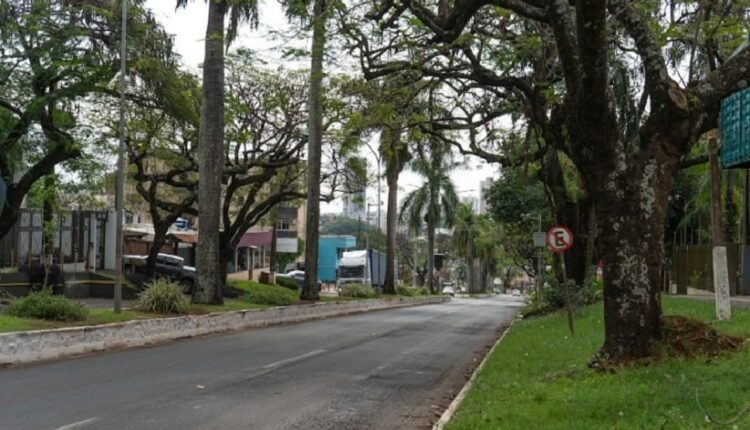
(0, 296, 448, 366)
(433, 317, 519, 430)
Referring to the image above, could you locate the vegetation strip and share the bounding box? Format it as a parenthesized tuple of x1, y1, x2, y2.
(445, 297, 750, 430)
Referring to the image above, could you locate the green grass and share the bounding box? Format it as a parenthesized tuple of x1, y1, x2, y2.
(0, 314, 54, 332)
(447, 297, 750, 430)
(0, 281, 431, 333)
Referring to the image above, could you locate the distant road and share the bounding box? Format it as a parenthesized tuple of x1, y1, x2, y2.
(0, 296, 522, 430)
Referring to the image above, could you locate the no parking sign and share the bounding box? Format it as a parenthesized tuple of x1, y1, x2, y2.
(546, 225, 574, 253)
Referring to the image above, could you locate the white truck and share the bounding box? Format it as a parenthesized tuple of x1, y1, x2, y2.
(336, 249, 388, 290)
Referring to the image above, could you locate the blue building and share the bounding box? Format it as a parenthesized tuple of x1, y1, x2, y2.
(318, 235, 357, 282)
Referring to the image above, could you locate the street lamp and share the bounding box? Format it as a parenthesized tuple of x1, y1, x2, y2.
(363, 141, 382, 233)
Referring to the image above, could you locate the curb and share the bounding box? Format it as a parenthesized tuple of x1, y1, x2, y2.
(433, 317, 519, 430)
(0, 296, 448, 366)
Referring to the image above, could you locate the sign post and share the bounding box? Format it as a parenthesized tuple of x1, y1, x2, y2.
(533, 231, 545, 295)
(547, 225, 575, 336)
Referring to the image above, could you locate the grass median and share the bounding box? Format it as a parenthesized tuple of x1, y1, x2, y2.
(446, 297, 750, 430)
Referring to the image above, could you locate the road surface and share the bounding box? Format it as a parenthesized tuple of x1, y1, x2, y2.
(0, 295, 522, 430)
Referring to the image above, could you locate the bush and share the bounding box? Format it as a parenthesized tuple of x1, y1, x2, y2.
(523, 273, 604, 318)
(396, 285, 422, 297)
(243, 284, 298, 306)
(418, 286, 430, 296)
(275, 276, 300, 291)
(136, 278, 190, 314)
(339, 284, 378, 298)
(4, 291, 87, 322)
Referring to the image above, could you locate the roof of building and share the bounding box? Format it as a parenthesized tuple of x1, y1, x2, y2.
(238, 231, 272, 248)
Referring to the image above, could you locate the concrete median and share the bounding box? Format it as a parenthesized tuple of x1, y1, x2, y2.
(0, 296, 448, 366)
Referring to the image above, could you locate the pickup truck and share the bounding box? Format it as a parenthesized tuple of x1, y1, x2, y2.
(123, 253, 196, 294)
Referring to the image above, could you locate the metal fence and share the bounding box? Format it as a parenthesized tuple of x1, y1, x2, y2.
(0, 209, 108, 270)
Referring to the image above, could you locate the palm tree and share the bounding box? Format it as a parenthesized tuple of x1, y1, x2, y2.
(176, 0, 259, 305)
(382, 126, 410, 295)
(453, 203, 478, 292)
(474, 216, 501, 293)
(299, 0, 328, 301)
(400, 144, 459, 293)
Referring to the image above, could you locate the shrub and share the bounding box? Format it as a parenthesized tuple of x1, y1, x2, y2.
(396, 285, 421, 297)
(136, 278, 190, 314)
(243, 283, 298, 306)
(275, 276, 300, 291)
(4, 291, 87, 322)
(339, 284, 378, 298)
(523, 273, 604, 318)
(418, 286, 430, 296)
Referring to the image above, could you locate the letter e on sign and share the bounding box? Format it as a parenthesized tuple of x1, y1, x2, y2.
(546, 225, 574, 253)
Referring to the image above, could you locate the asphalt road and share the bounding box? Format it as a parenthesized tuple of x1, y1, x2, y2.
(0, 295, 522, 430)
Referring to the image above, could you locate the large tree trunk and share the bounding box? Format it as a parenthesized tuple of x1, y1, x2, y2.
(543, 149, 591, 285)
(384, 152, 399, 295)
(382, 129, 403, 294)
(145, 221, 170, 278)
(594, 146, 678, 359)
(427, 223, 436, 294)
(194, 1, 226, 305)
(301, 0, 327, 301)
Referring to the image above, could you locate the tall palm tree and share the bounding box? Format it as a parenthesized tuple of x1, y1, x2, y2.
(176, 0, 259, 305)
(474, 216, 501, 293)
(400, 144, 459, 293)
(299, 0, 328, 301)
(453, 203, 477, 292)
(382, 126, 410, 295)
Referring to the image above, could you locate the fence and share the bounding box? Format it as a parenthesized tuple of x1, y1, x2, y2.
(0, 209, 111, 271)
(672, 244, 741, 295)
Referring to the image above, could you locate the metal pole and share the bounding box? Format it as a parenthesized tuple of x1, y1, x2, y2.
(365, 204, 370, 287)
(537, 214, 542, 295)
(376, 163, 381, 290)
(113, 0, 127, 313)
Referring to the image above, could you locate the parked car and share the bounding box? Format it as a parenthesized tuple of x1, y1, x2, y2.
(512, 288, 521, 297)
(275, 270, 321, 289)
(441, 286, 456, 297)
(123, 253, 196, 294)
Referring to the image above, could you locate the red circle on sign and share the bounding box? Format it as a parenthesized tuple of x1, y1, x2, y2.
(546, 225, 574, 253)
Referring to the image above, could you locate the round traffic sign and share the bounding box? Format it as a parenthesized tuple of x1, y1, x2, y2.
(546, 225, 574, 253)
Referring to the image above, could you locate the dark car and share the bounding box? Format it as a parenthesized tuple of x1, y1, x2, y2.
(123, 253, 196, 294)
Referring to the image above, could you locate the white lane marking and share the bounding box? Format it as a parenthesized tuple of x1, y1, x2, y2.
(52, 417, 100, 430)
(262, 349, 327, 369)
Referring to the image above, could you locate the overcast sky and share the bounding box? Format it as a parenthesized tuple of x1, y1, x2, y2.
(143, 1, 498, 213)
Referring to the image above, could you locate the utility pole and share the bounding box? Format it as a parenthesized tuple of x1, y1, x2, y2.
(113, 0, 127, 313)
(709, 137, 731, 320)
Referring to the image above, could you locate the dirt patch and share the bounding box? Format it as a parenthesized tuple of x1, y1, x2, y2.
(592, 315, 744, 370)
(660, 315, 743, 358)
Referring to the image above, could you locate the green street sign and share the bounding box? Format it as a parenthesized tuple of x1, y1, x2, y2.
(720, 87, 750, 168)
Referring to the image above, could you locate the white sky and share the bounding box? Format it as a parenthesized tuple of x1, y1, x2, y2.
(143, 1, 498, 213)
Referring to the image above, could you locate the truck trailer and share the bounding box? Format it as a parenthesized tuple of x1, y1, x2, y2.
(337, 249, 388, 290)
